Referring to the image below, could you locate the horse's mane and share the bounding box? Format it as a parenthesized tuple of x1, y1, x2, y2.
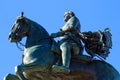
(17, 16, 49, 36)
(17, 16, 42, 29)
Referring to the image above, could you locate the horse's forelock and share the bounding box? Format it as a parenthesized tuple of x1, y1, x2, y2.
(16, 16, 30, 25)
(16, 16, 42, 31)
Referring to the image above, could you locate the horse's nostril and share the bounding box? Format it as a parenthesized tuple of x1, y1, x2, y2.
(8, 34, 12, 39)
(8, 32, 16, 39)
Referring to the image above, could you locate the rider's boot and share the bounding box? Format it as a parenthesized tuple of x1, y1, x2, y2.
(52, 65, 70, 74)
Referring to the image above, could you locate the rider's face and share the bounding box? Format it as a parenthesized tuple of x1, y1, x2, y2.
(64, 14, 71, 22)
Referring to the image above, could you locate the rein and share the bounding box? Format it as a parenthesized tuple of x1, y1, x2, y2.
(30, 37, 51, 43)
(16, 37, 52, 51)
(16, 42, 25, 51)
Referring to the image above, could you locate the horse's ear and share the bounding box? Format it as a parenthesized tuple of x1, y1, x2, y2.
(21, 12, 24, 17)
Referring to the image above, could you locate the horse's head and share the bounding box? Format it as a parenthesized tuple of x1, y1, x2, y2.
(9, 14, 30, 42)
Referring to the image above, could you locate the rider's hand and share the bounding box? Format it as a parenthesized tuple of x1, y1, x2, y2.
(50, 33, 57, 38)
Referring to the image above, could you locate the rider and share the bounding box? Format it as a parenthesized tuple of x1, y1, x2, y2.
(51, 11, 83, 73)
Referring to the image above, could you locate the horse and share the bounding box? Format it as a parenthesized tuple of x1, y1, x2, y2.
(5, 13, 120, 80)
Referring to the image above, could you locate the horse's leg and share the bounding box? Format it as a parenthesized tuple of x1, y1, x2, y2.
(4, 73, 19, 80)
(15, 64, 50, 80)
(15, 65, 28, 80)
(20, 63, 51, 73)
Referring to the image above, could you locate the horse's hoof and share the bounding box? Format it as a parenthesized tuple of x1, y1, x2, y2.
(4, 74, 19, 80)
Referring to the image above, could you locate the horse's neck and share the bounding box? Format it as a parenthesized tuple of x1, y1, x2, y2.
(25, 26, 51, 48)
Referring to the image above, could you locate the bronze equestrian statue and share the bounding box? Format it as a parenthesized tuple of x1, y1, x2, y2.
(4, 12, 120, 80)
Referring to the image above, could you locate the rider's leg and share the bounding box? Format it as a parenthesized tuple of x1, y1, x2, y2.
(60, 42, 71, 68)
(52, 42, 71, 73)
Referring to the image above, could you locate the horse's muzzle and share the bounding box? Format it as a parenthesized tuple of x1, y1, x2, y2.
(8, 32, 21, 42)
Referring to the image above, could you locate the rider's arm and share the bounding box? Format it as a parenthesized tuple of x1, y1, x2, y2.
(50, 31, 65, 38)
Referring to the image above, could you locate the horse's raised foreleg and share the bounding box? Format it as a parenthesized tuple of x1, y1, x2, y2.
(15, 64, 50, 80)
(4, 73, 19, 80)
(15, 65, 28, 80)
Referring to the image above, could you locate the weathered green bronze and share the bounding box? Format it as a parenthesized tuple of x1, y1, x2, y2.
(4, 12, 120, 80)
(79, 28, 112, 59)
(51, 11, 83, 73)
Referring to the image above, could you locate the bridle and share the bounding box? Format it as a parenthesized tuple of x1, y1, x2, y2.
(16, 42, 25, 51)
(14, 12, 52, 51)
(16, 37, 52, 51)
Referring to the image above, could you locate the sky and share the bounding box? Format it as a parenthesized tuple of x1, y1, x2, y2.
(0, 0, 120, 79)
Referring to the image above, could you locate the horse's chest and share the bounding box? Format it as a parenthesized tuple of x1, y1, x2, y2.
(22, 45, 51, 65)
(23, 47, 41, 65)
(23, 52, 37, 65)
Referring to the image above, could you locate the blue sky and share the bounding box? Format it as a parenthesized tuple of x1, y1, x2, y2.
(0, 0, 120, 79)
